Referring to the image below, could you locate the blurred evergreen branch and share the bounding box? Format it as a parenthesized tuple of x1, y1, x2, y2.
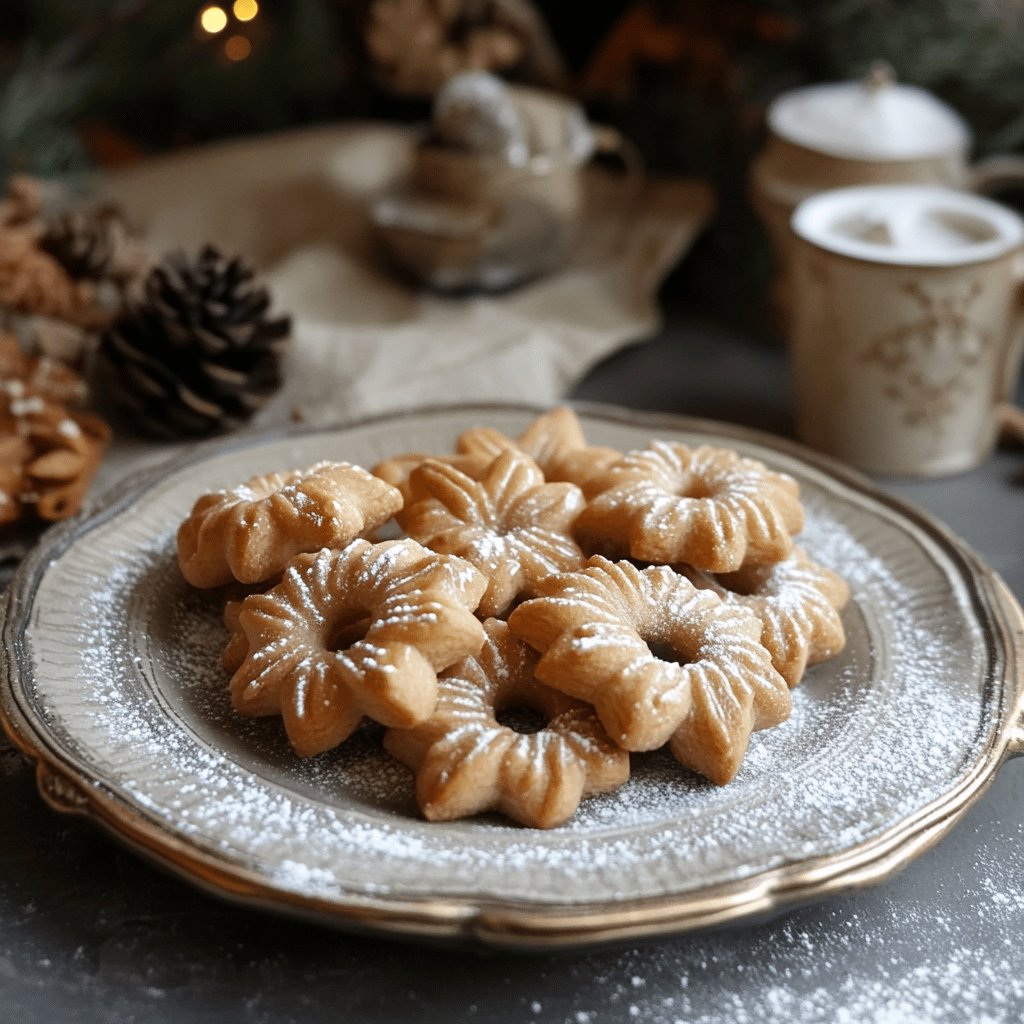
(783, 0, 1024, 154)
(1, 0, 1022, 182)
(0, 0, 365, 176)
(0, 45, 93, 179)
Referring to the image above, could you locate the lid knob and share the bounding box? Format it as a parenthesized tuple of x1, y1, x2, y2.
(864, 60, 895, 95)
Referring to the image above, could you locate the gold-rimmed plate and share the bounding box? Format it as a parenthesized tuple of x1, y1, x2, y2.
(2, 403, 1022, 949)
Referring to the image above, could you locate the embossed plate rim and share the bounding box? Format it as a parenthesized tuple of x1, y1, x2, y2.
(2, 401, 1023, 950)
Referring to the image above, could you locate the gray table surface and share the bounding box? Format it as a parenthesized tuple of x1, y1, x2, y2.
(1, 318, 1022, 1024)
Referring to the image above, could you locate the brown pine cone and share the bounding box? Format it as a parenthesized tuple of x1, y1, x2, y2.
(0, 332, 87, 404)
(0, 231, 111, 329)
(0, 311, 95, 368)
(41, 205, 149, 287)
(364, 0, 563, 96)
(96, 246, 290, 438)
(0, 176, 44, 231)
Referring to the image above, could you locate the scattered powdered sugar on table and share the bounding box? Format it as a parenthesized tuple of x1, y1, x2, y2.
(508, 808, 1024, 1023)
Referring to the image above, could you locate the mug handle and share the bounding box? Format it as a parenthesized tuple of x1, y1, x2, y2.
(588, 125, 645, 255)
(972, 158, 1024, 442)
(999, 404, 1024, 446)
(969, 155, 1024, 195)
(997, 251, 1024, 445)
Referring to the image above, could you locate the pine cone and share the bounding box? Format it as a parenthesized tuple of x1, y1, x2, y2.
(0, 176, 44, 231)
(96, 246, 291, 438)
(0, 333, 110, 526)
(0, 230, 109, 328)
(366, 0, 525, 96)
(0, 332, 86, 404)
(41, 205, 149, 287)
(365, 0, 564, 97)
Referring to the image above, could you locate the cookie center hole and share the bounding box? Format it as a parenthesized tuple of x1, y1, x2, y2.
(496, 704, 549, 735)
(646, 639, 691, 666)
(327, 609, 372, 651)
(678, 476, 720, 499)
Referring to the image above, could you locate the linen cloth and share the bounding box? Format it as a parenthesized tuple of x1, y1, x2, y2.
(101, 123, 713, 433)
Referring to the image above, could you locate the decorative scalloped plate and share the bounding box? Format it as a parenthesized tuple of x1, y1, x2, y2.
(2, 404, 1023, 949)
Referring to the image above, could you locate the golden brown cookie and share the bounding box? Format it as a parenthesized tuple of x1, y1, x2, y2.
(177, 461, 403, 588)
(371, 450, 491, 505)
(372, 407, 619, 503)
(681, 548, 850, 687)
(575, 441, 804, 571)
(457, 406, 620, 495)
(508, 556, 791, 783)
(385, 619, 629, 828)
(222, 597, 247, 675)
(227, 538, 487, 756)
(399, 448, 586, 618)
(220, 584, 275, 675)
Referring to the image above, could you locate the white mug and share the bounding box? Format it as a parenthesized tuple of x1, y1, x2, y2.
(750, 68, 1024, 324)
(788, 185, 1024, 476)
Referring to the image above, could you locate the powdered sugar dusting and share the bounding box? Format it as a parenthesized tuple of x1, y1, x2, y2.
(5, 410, 1020, 1022)
(507, 831, 1024, 1023)
(12, 415, 1005, 921)
(20, 472, 995, 910)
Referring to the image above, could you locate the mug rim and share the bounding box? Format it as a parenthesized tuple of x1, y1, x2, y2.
(791, 185, 1024, 267)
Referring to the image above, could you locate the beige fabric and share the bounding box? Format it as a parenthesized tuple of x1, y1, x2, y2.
(91, 123, 711, 486)
(102, 123, 711, 415)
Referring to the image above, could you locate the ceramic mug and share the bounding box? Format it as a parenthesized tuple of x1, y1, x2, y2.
(750, 68, 1024, 322)
(373, 85, 642, 291)
(788, 185, 1024, 476)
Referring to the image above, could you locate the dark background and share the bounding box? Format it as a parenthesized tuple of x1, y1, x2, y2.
(4, 2, 1023, 166)
(2, 0, 1022, 327)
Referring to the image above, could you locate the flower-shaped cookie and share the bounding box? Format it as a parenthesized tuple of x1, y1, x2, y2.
(576, 442, 804, 571)
(456, 406, 621, 495)
(228, 538, 487, 756)
(178, 461, 403, 587)
(508, 556, 791, 783)
(385, 619, 629, 828)
(682, 547, 850, 687)
(372, 450, 490, 505)
(400, 448, 586, 617)
(372, 407, 619, 504)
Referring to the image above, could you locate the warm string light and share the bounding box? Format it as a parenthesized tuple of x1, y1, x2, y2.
(197, 0, 259, 60)
(224, 35, 252, 61)
(233, 0, 259, 22)
(198, 4, 228, 34)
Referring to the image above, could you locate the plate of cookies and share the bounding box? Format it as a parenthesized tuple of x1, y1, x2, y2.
(2, 402, 1022, 948)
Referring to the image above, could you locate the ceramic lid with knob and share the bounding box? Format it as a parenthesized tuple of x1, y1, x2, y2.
(768, 63, 971, 162)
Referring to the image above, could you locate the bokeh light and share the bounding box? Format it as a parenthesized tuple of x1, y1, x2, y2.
(232, 0, 259, 22)
(224, 34, 253, 61)
(198, 5, 228, 34)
